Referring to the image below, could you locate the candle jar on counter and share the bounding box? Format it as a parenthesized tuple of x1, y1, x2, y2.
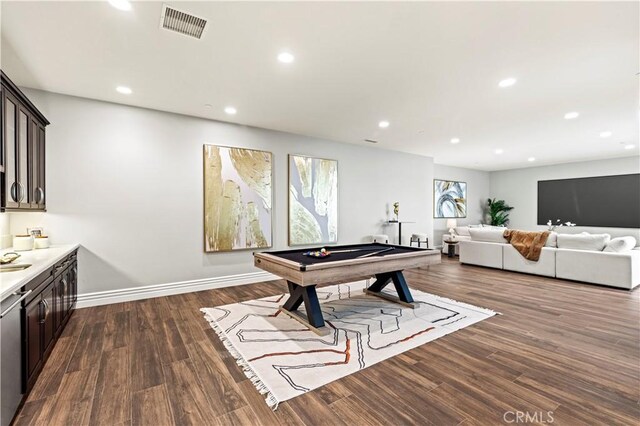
(13, 235, 34, 251)
(34, 236, 50, 249)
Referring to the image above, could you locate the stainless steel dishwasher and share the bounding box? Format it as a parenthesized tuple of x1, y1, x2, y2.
(1, 290, 31, 426)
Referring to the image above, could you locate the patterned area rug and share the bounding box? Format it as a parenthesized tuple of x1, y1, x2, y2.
(201, 281, 497, 409)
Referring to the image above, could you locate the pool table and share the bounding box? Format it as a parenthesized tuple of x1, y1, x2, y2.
(254, 243, 441, 334)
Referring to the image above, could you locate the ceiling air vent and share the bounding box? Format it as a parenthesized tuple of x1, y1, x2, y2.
(160, 4, 207, 39)
(364, 139, 379, 144)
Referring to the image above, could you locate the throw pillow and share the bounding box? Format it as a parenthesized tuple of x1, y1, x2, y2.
(557, 233, 611, 251)
(603, 237, 637, 253)
(454, 226, 471, 237)
(545, 232, 558, 248)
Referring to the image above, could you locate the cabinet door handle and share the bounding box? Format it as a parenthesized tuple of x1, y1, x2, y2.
(54, 262, 67, 274)
(43, 299, 50, 319)
(0, 290, 32, 319)
(10, 182, 18, 202)
(17, 182, 25, 202)
(34, 187, 44, 203)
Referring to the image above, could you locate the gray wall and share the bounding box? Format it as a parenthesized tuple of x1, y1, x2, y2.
(8, 89, 435, 294)
(490, 156, 640, 241)
(433, 164, 490, 247)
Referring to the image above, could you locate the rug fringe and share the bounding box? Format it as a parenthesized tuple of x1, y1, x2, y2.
(200, 309, 280, 411)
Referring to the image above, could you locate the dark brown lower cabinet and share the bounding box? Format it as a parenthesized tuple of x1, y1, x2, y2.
(55, 267, 74, 328)
(21, 250, 78, 393)
(23, 297, 43, 387)
(69, 262, 78, 309)
(41, 283, 56, 356)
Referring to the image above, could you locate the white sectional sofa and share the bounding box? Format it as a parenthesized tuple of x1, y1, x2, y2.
(459, 229, 640, 290)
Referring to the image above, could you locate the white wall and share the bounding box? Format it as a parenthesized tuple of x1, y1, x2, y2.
(433, 164, 490, 246)
(0, 213, 10, 248)
(8, 89, 435, 295)
(490, 156, 640, 241)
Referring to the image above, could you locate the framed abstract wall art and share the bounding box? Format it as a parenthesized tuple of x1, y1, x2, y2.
(434, 179, 467, 218)
(203, 145, 273, 252)
(288, 154, 338, 245)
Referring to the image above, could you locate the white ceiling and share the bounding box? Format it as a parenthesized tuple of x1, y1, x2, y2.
(1, 1, 638, 171)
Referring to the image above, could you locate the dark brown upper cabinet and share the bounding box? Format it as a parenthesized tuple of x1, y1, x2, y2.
(1, 70, 49, 211)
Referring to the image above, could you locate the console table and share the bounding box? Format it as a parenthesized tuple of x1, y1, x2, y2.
(384, 220, 415, 245)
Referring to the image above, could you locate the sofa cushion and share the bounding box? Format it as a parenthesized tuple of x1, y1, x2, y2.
(468, 224, 483, 228)
(556, 233, 611, 251)
(604, 237, 637, 253)
(503, 245, 556, 277)
(468, 228, 507, 243)
(454, 226, 471, 237)
(459, 240, 504, 269)
(556, 249, 639, 289)
(545, 232, 558, 248)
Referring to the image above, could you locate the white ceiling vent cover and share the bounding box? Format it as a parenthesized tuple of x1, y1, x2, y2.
(160, 4, 207, 39)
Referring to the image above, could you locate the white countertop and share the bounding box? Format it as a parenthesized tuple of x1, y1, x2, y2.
(0, 244, 80, 301)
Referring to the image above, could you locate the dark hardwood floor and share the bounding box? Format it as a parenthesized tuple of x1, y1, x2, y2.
(14, 255, 640, 425)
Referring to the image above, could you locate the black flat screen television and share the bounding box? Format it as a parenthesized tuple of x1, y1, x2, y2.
(537, 174, 640, 228)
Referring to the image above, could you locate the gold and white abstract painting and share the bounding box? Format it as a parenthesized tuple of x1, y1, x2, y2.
(288, 154, 338, 245)
(204, 145, 272, 252)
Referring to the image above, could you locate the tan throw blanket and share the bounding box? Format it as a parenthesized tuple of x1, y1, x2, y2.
(503, 230, 550, 261)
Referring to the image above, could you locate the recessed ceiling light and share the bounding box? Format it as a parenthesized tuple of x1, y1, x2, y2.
(450, 138, 460, 144)
(624, 144, 636, 150)
(564, 112, 579, 120)
(277, 52, 295, 63)
(527, 157, 536, 162)
(599, 131, 612, 138)
(495, 149, 504, 155)
(498, 78, 517, 88)
(204, 104, 212, 108)
(224, 106, 237, 115)
(108, 0, 132, 11)
(116, 86, 132, 95)
(378, 121, 390, 128)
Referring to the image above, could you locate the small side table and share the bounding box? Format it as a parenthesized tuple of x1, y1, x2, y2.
(443, 240, 459, 258)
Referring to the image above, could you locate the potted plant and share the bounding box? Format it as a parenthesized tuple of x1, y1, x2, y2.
(487, 198, 514, 226)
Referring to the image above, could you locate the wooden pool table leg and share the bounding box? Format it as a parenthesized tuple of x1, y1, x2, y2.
(281, 281, 326, 329)
(364, 271, 417, 308)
